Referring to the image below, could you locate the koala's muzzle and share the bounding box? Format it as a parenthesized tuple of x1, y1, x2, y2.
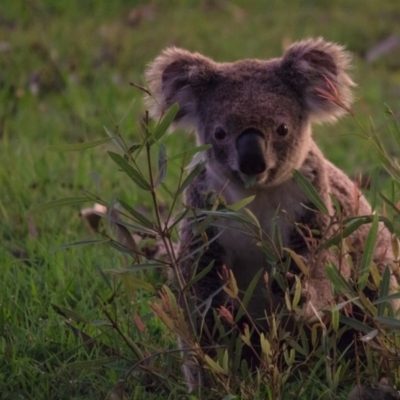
(236, 128, 266, 175)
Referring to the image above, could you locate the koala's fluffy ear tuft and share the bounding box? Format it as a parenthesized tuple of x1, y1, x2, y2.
(145, 47, 216, 126)
(280, 37, 356, 123)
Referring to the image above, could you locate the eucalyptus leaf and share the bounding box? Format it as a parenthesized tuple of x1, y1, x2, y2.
(153, 103, 179, 140)
(377, 266, 391, 316)
(358, 214, 378, 290)
(325, 263, 354, 295)
(31, 196, 89, 214)
(374, 316, 400, 328)
(373, 291, 400, 305)
(293, 169, 329, 214)
(51, 239, 109, 252)
(156, 143, 168, 188)
(228, 195, 255, 211)
(177, 160, 206, 195)
(104, 126, 126, 152)
(169, 144, 211, 161)
(48, 137, 114, 152)
(108, 151, 151, 191)
(340, 315, 371, 333)
(118, 199, 155, 230)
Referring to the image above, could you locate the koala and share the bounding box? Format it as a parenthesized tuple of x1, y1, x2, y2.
(145, 38, 399, 394)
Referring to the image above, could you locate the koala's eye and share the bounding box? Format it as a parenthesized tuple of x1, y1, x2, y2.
(276, 124, 289, 137)
(214, 128, 227, 141)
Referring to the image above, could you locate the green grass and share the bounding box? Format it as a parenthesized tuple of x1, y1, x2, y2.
(1, 0, 400, 398)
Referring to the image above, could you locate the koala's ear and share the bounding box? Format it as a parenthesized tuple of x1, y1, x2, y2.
(145, 47, 216, 126)
(280, 38, 355, 123)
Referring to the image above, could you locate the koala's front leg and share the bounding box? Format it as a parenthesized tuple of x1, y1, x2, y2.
(291, 157, 343, 321)
(297, 249, 350, 322)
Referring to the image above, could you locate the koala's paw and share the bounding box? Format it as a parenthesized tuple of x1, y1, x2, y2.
(348, 383, 400, 400)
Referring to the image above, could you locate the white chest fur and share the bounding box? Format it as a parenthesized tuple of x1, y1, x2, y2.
(210, 176, 307, 296)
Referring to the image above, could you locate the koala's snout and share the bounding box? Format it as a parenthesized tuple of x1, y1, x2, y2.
(236, 128, 266, 175)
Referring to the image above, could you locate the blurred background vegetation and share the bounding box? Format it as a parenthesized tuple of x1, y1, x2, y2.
(1, 0, 400, 398)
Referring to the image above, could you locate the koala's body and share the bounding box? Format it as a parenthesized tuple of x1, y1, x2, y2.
(145, 38, 399, 392)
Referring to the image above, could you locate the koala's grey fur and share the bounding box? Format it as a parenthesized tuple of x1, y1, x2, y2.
(145, 38, 399, 392)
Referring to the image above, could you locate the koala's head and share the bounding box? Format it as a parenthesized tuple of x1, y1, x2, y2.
(145, 38, 355, 188)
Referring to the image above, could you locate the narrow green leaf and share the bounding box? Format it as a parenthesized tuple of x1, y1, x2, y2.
(380, 193, 400, 216)
(243, 208, 262, 236)
(377, 266, 391, 316)
(169, 144, 211, 161)
(236, 269, 263, 322)
(106, 263, 165, 273)
(155, 143, 167, 188)
(66, 357, 117, 370)
(330, 194, 342, 218)
(183, 260, 215, 290)
(179, 230, 224, 264)
(101, 214, 155, 235)
(108, 241, 136, 255)
(107, 151, 151, 191)
(204, 355, 225, 374)
(128, 144, 141, 154)
(340, 315, 372, 333)
(284, 248, 309, 277)
(168, 208, 190, 230)
(51, 239, 109, 252)
(228, 195, 255, 211)
(333, 297, 360, 312)
(374, 316, 400, 328)
(177, 160, 206, 195)
(288, 338, 309, 357)
(293, 169, 329, 214)
(118, 199, 155, 230)
(373, 291, 400, 305)
(47, 137, 114, 152)
(322, 218, 368, 249)
(195, 209, 258, 226)
(91, 320, 113, 327)
(325, 263, 354, 295)
(104, 126, 126, 152)
(30, 196, 89, 214)
(358, 214, 379, 290)
(52, 304, 88, 323)
(81, 191, 109, 207)
(153, 103, 179, 141)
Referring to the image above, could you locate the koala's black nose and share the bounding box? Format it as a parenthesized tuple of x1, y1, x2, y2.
(236, 128, 266, 175)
